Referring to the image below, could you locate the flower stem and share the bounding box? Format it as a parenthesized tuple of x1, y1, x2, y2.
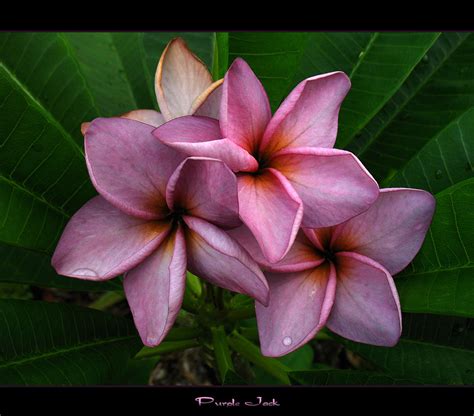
(89, 291, 124, 310)
(135, 339, 200, 359)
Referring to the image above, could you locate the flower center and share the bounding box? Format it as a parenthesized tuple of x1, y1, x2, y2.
(170, 206, 187, 223)
(322, 249, 337, 263)
(248, 151, 271, 177)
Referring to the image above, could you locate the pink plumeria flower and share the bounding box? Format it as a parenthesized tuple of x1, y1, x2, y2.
(229, 188, 436, 356)
(81, 37, 222, 134)
(52, 117, 268, 347)
(153, 58, 379, 263)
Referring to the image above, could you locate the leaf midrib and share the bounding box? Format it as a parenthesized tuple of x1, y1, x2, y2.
(0, 62, 84, 158)
(356, 33, 469, 157)
(398, 263, 474, 279)
(0, 334, 137, 370)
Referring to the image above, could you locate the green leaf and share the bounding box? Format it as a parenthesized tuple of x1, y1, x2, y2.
(337, 33, 440, 147)
(350, 33, 474, 181)
(388, 107, 474, 194)
(212, 32, 229, 80)
(290, 369, 418, 385)
(228, 33, 310, 111)
(62, 32, 214, 115)
(0, 299, 140, 384)
(211, 325, 236, 383)
(340, 313, 474, 384)
(228, 331, 290, 384)
(134, 326, 201, 359)
(135, 339, 200, 359)
(395, 178, 474, 317)
(89, 291, 125, 310)
(253, 345, 314, 385)
(291, 33, 372, 80)
(0, 33, 97, 265)
(285, 33, 440, 148)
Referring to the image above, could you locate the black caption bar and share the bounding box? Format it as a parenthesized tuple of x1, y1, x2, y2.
(0, 386, 473, 416)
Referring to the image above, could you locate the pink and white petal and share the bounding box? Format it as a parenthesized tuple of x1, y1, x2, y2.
(327, 252, 402, 347)
(191, 79, 223, 119)
(271, 147, 379, 228)
(153, 116, 258, 172)
(228, 225, 325, 273)
(121, 109, 165, 127)
(260, 72, 351, 156)
(238, 168, 303, 263)
(332, 188, 436, 275)
(183, 215, 269, 305)
(155, 37, 213, 120)
(166, 157, 241, 229)
(220, 58, 271, 154)
(124, 225, 187, 347)
(256, 262, 336, 357)
(52, 196, 171, 281)
(85, 117, 185, 219)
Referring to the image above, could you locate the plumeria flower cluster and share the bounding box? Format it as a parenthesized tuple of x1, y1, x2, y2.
(52, 38, 436, 357)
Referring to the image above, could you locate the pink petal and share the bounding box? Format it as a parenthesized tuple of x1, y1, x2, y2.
(220, 58, 271, 154)
(153, 116, 258, 172)
(228, 225, 325, 273)
(256, 262, 337, 357)
(260, 72, 351, 156)
(124, 225, 187, 347)
(332, 188, 436, 275)
(85, 117, 184, 220)
(238, 169, 303, 263)
(155, 37, 213, 120)
(166, 157, 241, 229)
(327, 251, 402, 347)
(52, 196, 171, 280)
(183, 215, 269, 305)
(191, 79, 223, 119)
(271, 147, 379, 228)
(121, 109, 165, 127)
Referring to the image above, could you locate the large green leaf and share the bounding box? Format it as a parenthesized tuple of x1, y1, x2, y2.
(395, 178, 474, 317)
(388, 107, 474, 194)
(340, 313, 474, 384)
(0, 299, 140, 384)
(292, 33, 440, 148)
(228, 33, 310, 111)
(63, 32, 214, 115)
(349, 33, 474, 181)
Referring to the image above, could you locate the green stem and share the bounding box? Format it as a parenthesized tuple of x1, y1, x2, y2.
(211, 326, 234, 383)
(135, 339, 200, 359)
(228, 332, 290, 385)
(89, 291, 124, 310)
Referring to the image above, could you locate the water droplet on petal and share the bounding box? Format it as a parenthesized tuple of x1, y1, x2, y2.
(358, 51, 365, 59)
(282, 336, 292, 346)
(72, 268, 98, 277)
(147, 335, 159, 345)
(435, 169, 443, 179)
